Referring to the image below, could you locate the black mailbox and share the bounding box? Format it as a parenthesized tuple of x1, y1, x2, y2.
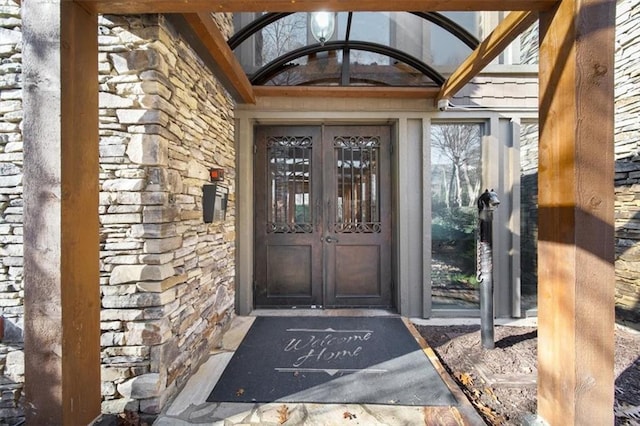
(203, 184, 228, 223)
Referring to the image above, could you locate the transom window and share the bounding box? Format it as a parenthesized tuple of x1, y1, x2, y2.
(231, 12, 530, 88)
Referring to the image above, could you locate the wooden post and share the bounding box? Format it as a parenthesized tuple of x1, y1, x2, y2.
(538, 0, 616, 424)
(22, 1, 101, 423)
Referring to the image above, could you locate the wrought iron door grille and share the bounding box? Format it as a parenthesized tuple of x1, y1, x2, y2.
(266, 135, 314, 233)
(333, 135, 381, 233)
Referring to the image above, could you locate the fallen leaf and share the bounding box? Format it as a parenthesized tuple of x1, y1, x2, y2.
(343, 411, 357, 420)
(456, 372, 474, 387)
(484, 387, 500, 403)
(235, 388, 245, 397)
(475, 400, 507, 425)
(278, 404, 289, 424)
(117, 410, 140, 426)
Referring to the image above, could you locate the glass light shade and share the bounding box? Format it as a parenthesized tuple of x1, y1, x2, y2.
(310, 12, 335, 44)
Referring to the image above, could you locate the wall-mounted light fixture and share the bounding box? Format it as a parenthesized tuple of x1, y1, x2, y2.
(209, 168, 225, 182)
(310, 12, 335, 45)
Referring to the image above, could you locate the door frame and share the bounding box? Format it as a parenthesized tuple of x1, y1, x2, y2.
(235, 102, 528, 318)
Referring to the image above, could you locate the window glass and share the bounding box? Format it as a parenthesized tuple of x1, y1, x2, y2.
(233, 11, 527, 81)
(334, 136, 380, 229)
(339, 12, 390, 45)
(267, 136, 314, 233)
(431, 123, 483, 310)
(263, 51, 340, 86)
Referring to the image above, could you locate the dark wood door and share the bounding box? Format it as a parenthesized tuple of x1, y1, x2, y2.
(254, 126, 323, 307)
(254, 125, 392, 308)
(322, 126, 392, 307)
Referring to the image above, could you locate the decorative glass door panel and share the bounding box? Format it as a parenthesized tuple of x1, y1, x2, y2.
(267, 136, 314, 234)
(255, 125, 392, 308)
(334, 136, 380, 232)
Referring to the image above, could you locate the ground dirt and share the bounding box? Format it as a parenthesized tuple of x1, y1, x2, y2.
(415, 323, 640, 425)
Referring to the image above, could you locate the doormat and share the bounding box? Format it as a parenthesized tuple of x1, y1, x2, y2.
(207, 316, 457, 406)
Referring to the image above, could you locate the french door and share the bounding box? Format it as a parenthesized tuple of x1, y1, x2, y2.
(254, 125, 392, 308)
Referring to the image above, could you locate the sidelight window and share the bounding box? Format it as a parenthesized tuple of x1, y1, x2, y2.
(430, 123, 484, 309)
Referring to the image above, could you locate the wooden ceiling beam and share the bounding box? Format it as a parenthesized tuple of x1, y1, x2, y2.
(436, 10, 538, 103)
(182, 13, 255, 104)
(79, 0, 558, 14)
(253, 86, 440, 99)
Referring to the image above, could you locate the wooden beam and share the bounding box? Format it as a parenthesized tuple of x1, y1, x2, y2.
(252, 61, 440, 87)
(23, 0, 101, 423)
(79, 0, 559, 14)
(182, 13, 255, 104)
(253, 85, 440, 99)
(437, 11, 538, 102)
(537, 0, 616, 424)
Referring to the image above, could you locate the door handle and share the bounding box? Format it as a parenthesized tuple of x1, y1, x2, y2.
(325, 236, 339, 243)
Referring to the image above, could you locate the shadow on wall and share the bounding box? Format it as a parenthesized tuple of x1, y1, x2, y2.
(615, 355, 640, 410)
(0, 334, 25, 423)
(520, 172, 538, 299)
(614, 156, 640, 328)
(520, 155, 640, 326)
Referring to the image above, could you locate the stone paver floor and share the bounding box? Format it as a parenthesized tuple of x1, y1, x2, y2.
(154, 312, 486, 425)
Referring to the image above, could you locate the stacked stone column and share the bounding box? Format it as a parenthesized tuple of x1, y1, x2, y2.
(96, 14, 236, 415)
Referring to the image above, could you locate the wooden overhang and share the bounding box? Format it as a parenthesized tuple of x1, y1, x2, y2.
(181, 13, 256, 104)
(253, 86, 442, 99)
(78, 0, 555, 104)
(80, 1, 558, 13)
(437, 10, 539, 102)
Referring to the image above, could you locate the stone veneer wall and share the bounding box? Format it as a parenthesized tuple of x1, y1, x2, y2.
(97, 13, 236, 415)
(0, 0, 24, 422)
(519, 21, 539, 66)
(518, 17, 540, 303)
(613, 0, 640, 323)
(519, 123, 538, 297)
(0, 4, 237, 421)
(518, 0, 640, 323)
